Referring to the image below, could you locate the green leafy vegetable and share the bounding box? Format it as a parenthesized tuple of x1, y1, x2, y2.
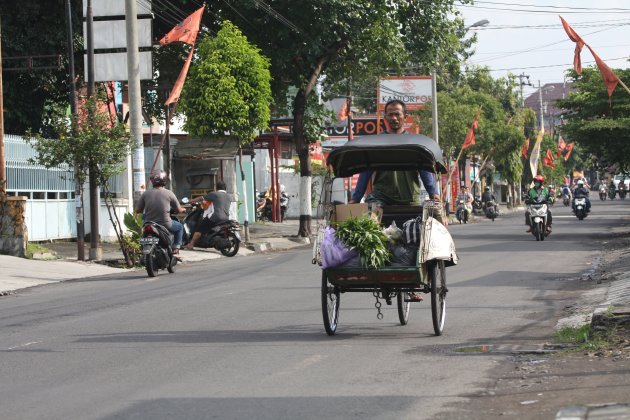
(335, 217, 391, 269)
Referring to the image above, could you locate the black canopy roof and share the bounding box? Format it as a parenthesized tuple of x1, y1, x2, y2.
(326, 133, 447, 177)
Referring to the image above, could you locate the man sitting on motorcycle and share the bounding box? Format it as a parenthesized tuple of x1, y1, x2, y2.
(572, 180, 591, 212)
(525, 175, 552, 233)
(457, 186, 474, 216)
(481, 186, 495, 210)
(135, 171, 186, 257)
(185, 180, 232, 250)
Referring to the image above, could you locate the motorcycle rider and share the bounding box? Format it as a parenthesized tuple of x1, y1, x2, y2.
(135, 171, 186, 257)
(618, 178, 627, 198)
(481, 186, 495, 211)
(185, 180, 232, 250)
(572, 179, 591, 213)
(525, 175, 552, 233)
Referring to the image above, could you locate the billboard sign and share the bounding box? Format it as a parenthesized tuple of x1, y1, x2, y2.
(378, 76, 432, 110)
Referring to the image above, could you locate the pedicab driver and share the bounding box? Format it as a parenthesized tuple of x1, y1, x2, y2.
(349, 99, 443, 301)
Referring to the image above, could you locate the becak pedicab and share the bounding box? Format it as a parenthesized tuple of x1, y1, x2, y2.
(312, 133, 458, 336)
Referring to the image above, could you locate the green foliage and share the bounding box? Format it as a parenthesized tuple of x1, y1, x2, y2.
(557, 68, 630, 172)
(180, 21, 272, 143)
(25, 93, 135, 188)
(335, 217, 391, 269)
(123, 212, 144, 241)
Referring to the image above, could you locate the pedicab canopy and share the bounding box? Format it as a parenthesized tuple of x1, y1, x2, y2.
(326, 134, 447, 178)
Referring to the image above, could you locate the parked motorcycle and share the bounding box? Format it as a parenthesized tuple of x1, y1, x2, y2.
(573, 197, 588, 221)
(140, 221, 177, 277)
(599, 186, 607, 201)
(456, 200, 469, 224)
(182, 201, 241, 257)
(472, 196, 483, 215)
(484, 200, 498, 221)
(526, 198, 550, 241)
(256, 189, 290, 222)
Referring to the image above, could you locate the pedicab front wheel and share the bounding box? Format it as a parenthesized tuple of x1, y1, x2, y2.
(322, 271, 340, 336)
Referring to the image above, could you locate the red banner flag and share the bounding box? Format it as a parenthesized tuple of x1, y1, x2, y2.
(165, 48, 194, 105)
(521, 138, 530, 159)
(557, 136, 566, 157)
(586, 45, 620, 97)
(337, 99, 349, 122)
(160, 6, 205, 46)
(543, 148, 555, 169)
(564, 142, 575, 161)
(559, 16, 585, 74)
(461, 112, 480, 150)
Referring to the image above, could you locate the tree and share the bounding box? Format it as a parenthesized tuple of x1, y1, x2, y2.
(205, 0, 471, 236)
(556, 68, 630, 172)
(25, 93, 135, 195)
(179, 21, 272, 141)
(178, 21, 272, 240)
(0, 0, 83, 135)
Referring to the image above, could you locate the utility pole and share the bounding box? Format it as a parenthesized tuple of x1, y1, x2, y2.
(86, 0, 102, 261)
(538, 80, 544, 131)
(517, 73, 532, 107)
(125, 0, 146, 202)
(65, 0, 85, 261)
(0, 18, 5, 187)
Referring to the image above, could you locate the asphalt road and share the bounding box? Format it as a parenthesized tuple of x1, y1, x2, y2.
(0, 199, 624, 419)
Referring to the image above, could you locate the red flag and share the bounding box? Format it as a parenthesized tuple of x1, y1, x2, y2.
(543, 148, 555, 169)
(557, 137, 566, 157)
(160, 6, 205, 46)
(461, 112, 480, 150)
(165, 48, 194, 105)
(338, 99, 349, 122)
(586, 45, 619, 97)
(564, 142, 575, 161)
(559, 16, 585, 74)
(521, 138, 530, 159)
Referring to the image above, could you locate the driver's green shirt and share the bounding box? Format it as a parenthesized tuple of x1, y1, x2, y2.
(527, 186, 550, 201)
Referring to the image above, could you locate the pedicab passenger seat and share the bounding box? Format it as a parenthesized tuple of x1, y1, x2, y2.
(380, 205, 423, 227)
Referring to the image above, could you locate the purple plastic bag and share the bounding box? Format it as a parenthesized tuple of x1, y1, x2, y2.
(321, 227, 359, 269)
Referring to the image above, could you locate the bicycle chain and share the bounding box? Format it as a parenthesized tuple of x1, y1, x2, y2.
(373, 290, 383, 320)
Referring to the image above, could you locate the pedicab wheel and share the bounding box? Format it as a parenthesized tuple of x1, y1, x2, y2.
(396, 291, 410, 325)
(146, 251, 157, 277)
(429, 260, 447, 336)
(322, 271, 340, 336)
(167, 255, 177, 273)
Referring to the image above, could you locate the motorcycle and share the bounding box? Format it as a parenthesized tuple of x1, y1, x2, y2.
(256, 190, 290, 222)
(456, 199, 469, 224)
(563, 194, 571, 207)
(619, 187, 627, 200)
(140, 221, 177, 277)
(609, 188, 616, 200)
(573, 197, 588, 220)
(548, 188, 556, 206)
(484, 199, 498, 221)
(472, 196, 483, 215)
(599, 186, 607, 201)
(182, 201, 241, 257)
(526, 198, 550, 241)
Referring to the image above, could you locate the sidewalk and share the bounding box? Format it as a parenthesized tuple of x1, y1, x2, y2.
(0, 219, 310, 295)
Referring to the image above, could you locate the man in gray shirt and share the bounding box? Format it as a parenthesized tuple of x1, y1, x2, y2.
(135, 171, 186, 254)
(185, 179, 231, 249)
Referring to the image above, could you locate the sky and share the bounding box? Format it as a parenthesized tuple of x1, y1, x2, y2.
(458, 0, 630, 98)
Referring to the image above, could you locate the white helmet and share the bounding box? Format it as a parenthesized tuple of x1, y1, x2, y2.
(577, 180, 584, 186)
(280, 184, 286, 193)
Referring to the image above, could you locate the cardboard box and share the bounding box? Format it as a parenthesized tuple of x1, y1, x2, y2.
(334, 203, 383, 224)
(335, 203, 369, 222)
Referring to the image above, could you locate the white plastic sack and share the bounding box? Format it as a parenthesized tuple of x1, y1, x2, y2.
(419, 216, 458, 265)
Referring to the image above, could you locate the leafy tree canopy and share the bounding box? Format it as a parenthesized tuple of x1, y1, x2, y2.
(179, 21, 272, 143)
(556, 68, 630, 172)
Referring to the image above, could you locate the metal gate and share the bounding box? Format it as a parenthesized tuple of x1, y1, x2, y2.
(4, 134, 76, 241)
